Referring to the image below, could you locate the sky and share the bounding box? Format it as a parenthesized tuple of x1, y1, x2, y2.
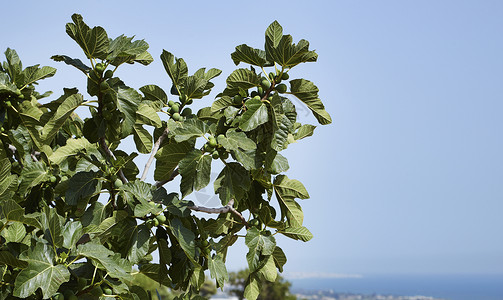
(1, 0, 502, 276)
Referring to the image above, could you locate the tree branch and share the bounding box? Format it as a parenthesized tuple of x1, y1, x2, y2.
(189, 199, 249, 226)
(99, 137, 127, 183)
(154, 168, 179, 188)
(140, 127, 169, 181)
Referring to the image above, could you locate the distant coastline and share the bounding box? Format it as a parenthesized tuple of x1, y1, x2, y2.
(289, 273, 503, 300)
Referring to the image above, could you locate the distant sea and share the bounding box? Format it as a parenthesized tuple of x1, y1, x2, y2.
(290, 274, 503, 300)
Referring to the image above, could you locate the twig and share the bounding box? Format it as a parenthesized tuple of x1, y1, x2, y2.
(99, 137, 127, 183)
(140, 127, 169, 181)
(154, 168, 179, 188)
(189, 199, 248, 226)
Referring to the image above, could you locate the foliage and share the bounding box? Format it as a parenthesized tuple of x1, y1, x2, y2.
(0, 15, 331, 299)
(228, 269, 296, 300)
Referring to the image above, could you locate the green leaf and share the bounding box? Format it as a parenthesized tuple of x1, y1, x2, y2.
(136, 103, 162, 127)
(0, 200, 40, 228)
(214, 162, 251, 204)
(160, 50, 188, 88)
(239, 98, 268, 131)
(244, 273, 261, 300)
(217, 129, 257, 152)
(273, 174, 309, 199)
(265, 151, 289, 174)
(48, 137, 93, 164)
(0, 73, 17, 94)
(271, 113, 294, 151)
(272, 246, 287, 272)
(125, 224, 151, 264)
(133, 124, 153, 154)
(226, 68, 260, 93)
(245, 227, 276, 272)
(107, 35, 151, 66)
(184, 75, 209, 99)
(169, 218, 196, 263)
(65, 171, 101, 206)
(154, 140, 194, 182)
(18, 161, 48, 196)
(19, 65, 57, 87)
(139, 263, 172, 287)
(295, 124, 316, 140)
(65, 13, 109, 59)
(231, 44, 270, 67)
(3, 48, 22, 81)
(265, 21, 318, 68)
(173, 118, 210, 142)
(208, 254, 228, 288)
(116, 86, 142, 137)
(140, 84, 167, 105)
(61, 220, 83, 249)
(265, 21, 283, 49)
(40, 94, 84, 144)
(13, 243, 70, 299)
(40, 207, 63, 248)
(1, 222, 26, 243)
(50, 55, 91, 73)
(273, 175, 307, 227)
(289, 79, 332, 125)
(76, 242, 133, 281)
(178, 149, 212, 198)
(0, 251, 28, 269)
(211, 96, 234, 112)
(279, 226, 313, 242)
(259, 255, 277, 282)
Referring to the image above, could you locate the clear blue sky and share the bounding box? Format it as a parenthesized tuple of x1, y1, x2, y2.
(2, 0, 502, 276)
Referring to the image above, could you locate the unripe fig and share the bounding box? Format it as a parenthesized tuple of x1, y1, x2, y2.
(261, 79, 271, 90)
(233, 95, 243, 105)
(95, 63, 106, 74)
(171, 104, 180, 113)
(275, 83, 287, 93)
(252, 95, 261, 101)
(168, 100, 175, 107)
(281, 72, 289, 80)
(220, 151, 229, 159)
(114, 178, 123, 188)
(104, 70, 113, 79)
(49, 175, 57, 183)
(212, 150, 219, 159)
(103, 287, 113, 295)
(172, 113, 182, 121)
(156, 214, 167, 224)
(181, 107, 192, 116)
(208, 138, 217, 148)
